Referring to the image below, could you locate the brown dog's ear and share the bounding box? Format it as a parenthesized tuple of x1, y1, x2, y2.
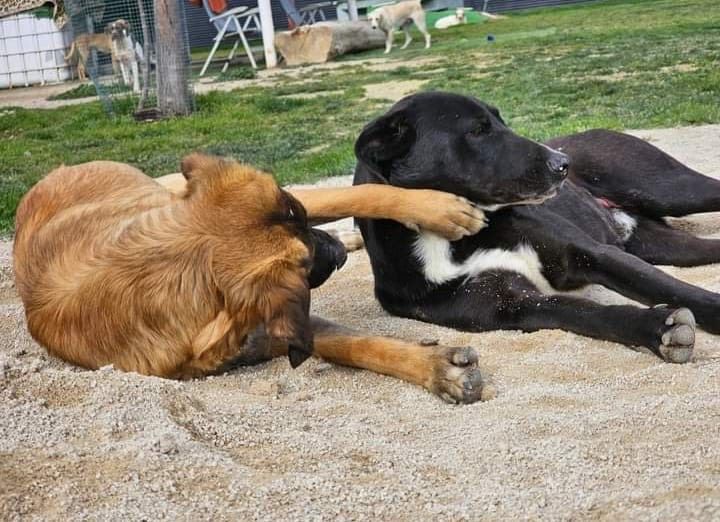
(180, 153, 228, 198)
(219, 258, 313, 368)
(354, 110, 415, 178)
(180, 153, 225, 181)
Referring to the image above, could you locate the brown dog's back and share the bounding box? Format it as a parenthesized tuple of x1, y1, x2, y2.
(14, 162, 187, 373)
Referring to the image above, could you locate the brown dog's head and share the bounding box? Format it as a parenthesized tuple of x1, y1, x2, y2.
(106, 19, 130, 40)
(181, 153, 314, 368)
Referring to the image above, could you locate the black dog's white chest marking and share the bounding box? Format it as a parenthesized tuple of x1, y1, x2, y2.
(412, 232, 554, 292)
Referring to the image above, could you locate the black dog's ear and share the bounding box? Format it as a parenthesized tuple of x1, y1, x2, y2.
(354, 111, 416, 177)
(488, 105, 505, 125)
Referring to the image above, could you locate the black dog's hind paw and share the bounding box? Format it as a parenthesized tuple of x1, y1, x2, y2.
(658, 308, 695, 364)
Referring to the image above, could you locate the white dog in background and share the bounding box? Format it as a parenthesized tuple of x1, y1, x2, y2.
(434, 7, 467, 29)
(107, 19, 140, 94)
(368, 0, 431, 54)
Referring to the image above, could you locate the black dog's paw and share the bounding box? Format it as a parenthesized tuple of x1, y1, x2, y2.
(308, 228, 347, 289)
(658, 308, 695, 363)
(431, 346, 494, 404)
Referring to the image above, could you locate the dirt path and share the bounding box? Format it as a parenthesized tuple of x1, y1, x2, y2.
(1, 125, 720, 520)
(0, 56, 411, 110)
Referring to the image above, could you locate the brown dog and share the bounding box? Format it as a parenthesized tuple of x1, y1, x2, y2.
(14, 155, 489, 403)
(64, 19, 137, 87)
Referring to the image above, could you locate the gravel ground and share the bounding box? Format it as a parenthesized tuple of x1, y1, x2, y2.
(2, 125, 720, 520)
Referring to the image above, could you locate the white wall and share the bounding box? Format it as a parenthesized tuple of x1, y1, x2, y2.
(0, 12, 73, 89)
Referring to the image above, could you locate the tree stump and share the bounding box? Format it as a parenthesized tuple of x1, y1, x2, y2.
(154, 0, 193, 116)
(274, 22, 385, 66)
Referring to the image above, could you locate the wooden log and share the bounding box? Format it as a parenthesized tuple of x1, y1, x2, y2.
(274, 22, 385, 66)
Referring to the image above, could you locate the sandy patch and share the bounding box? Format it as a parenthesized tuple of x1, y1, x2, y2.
(469, 51, 510, 68)
(0, 81, 96, 110)
(362, 56, 441, 72)
(660, 63, 699, 74)
(580, 70, 638, 82)
(281, 89, 345, 100)
(2, 125, 720, 519)
(579, 63, 699, 83)
(0, 55, 412, 110)
(364, 79, 427, 101)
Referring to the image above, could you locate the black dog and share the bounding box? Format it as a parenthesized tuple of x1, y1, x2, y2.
(354, 91, 720, 363)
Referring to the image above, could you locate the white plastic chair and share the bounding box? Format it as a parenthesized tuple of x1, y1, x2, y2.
(199, 0, 260, 76)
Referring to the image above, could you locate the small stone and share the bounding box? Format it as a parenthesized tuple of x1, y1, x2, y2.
(481, 383, 498, 401)
(276, 375, 292, 394)
(293, 391, 313, 402)
(154, 435, 178, 455)
(248, 380, 279, 396)
(314, 362, 333, 374)
(419, 338, 439, 346)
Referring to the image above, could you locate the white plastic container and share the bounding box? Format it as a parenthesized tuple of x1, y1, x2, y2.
(0, 11, 73, 88)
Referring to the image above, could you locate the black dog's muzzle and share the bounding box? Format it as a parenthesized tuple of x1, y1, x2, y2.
(546, 150, 570, 178)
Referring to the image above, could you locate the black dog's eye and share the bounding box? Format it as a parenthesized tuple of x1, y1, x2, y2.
(468, 119, 492, 137)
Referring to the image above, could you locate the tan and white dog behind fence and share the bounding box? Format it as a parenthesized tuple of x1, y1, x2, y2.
(64, 19, 140, 93)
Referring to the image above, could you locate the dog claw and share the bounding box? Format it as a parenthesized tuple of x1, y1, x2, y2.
(665, 307, 696, 328)
(451, 346, 478, 366)
(401, 221, 420, 233)
(440, 392, 458, 404)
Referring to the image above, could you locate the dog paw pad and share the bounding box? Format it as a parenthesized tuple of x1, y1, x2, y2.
(433, 346, 486, 404)
(659, 309, 695, 364)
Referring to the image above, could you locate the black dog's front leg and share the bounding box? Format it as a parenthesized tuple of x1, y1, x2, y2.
(411, 272, 695, 363)
(569, 242, 720, 334)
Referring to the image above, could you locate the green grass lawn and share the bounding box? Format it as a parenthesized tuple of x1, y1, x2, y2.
(1, 0, 719, 233)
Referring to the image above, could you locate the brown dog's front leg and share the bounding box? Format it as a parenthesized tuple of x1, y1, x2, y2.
(155, 175, 486, 241)
(283, 318, 490, 403)
(290, 185, 487, 241)
(223, 319, 490, 403)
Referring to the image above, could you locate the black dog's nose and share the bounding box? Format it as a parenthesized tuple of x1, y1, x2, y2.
(547, 151, 570, 176)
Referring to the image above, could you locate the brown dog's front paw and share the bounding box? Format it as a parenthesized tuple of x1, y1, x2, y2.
(407, 191, 487, 240)
(658, 308, 695, 363)
(430, 346, 488, 404)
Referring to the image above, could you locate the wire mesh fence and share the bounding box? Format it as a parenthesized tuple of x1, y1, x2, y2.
(63, 0, 194, 118)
